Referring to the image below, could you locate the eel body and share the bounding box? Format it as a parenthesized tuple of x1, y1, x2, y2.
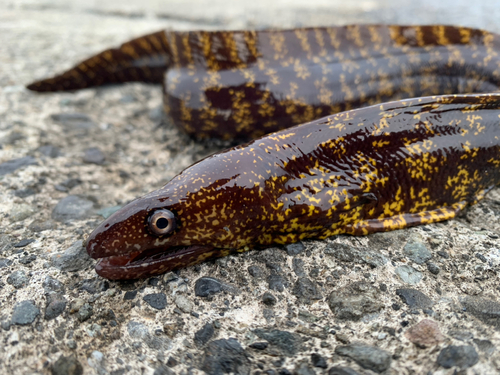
(28, 25, 500, 140)
(87, 94, 500, 279)
(27, 25, 500, 279)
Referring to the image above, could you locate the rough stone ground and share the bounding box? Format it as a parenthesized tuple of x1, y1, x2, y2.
(2, 0, 500, 374)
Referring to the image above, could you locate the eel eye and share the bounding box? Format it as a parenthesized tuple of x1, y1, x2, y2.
(148, 209, 176, 236)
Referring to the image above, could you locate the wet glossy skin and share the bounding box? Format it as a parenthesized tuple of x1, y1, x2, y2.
(28, 25, 500, 140)
(27, 25, 500, 279)
(86, 94, 500, 279)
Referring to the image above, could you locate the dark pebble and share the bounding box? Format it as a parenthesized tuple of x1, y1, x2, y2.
(51, 354, 83, 375)
(278, 369, 292, 375)
(253, 329, 302, 357)
(13, 238, 35, 248)
(292, 277, 322, 304)
(475, 253, 487, 263)
(472, 339, 496, 355)
(292, 258, 306, 277)
(426, 262, 440, 275)
(153, 365, 175, 375)
(263, 308, 275, 322)
(309, 268, 320, 278)
(328, 282, 384, 321)
(248, 265, 265, 278)
(51, 240, 93, 272)
(51, 195, 95, 222)
(461, 296, 500, 328)
(0, 156, 37, 176)
(43, 276, 65, 293)
(38, 145, 61, 158)
(13, 187, 37, 198)
(285, 242, 305, 256)
(262, 292, 277, 306)
(249, 342, 269, 350)
(436, 345, 479, 369)
(45, 293, 67, 320)
(83, 147, 106, 165)
(124, 290, 137, 300)
(19, 254, 36, 265)
(79, 278, 100, 294)
(436, 250, 449, 259)
(29, 219, 56, 232)
(51, 112, 92, 123)
(403, 240, 432, 264)
(324, 243, 357, 262)
(448, 330, 473, 341)
(200, 338, 250, 375)
(311, 353, 327, 368)
(77, 303, 93, 322)
(194, 277, 223, 297)
(335, 344, 391, 373)
(7, 270, 29, 289)
(267, 274, 287, 292)
(11, 300, 40, 325)
(396, 288, 433, 310)
(0, 258, 13, 268)
(59, 178, 82, 190)
(166, 356, 178, 367)
(143, 293, 167, 310)
(127, 321, 149, 340)
(294, 362, 316, 375)
(194, 322, 215, 346)
(328, 367, 360, 375)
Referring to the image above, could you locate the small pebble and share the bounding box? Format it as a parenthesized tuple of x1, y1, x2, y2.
(194, 322, 215, 346)
(395, 265, 423, 284)
(83, 147, 106, 165)
(194, 277, 223, 297)
(335, 344, 391, 373)
(426, 262, 440, 275)
(436, 345, 479, 369)
(11, 300, 40, 325)
(285, 242, 305, 256)
(405, 319, 444, 347)
(0, 156, 37, 176)
(143, 293, 167, 310)
(310, 353, 327, 368)
(396, 288, 434, 310)
(262, 292, 277, 306)
(403, 240, 432, 264)
(51, 195, 94, 222)
(174, 295, 194, 313)
(249, 342, 268, 350)
(13, 238, 35, 248)
(51, 354, 83, 375)
(77, 303, 93, 322)
(7, 270, 29, 289)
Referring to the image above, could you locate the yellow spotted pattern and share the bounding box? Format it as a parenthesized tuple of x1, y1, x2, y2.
(93, 93, 500, 278)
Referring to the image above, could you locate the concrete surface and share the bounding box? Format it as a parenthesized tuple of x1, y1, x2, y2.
(1, 0, 500, 374)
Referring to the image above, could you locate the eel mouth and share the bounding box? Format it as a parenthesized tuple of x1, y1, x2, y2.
(93, 245, 217, 280)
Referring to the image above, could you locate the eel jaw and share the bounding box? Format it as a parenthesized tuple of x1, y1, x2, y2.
(92, 244, 219, 280)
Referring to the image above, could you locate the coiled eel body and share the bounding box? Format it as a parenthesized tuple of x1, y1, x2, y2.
(29, 25, 500, 140)
(27, 25, 500, 279)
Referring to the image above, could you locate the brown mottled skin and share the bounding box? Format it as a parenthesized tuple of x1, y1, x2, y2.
(28, 26, 500, 279)
(28, 25, 500, 140)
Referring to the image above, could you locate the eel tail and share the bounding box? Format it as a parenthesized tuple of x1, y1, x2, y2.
(27, 30, 170, 92)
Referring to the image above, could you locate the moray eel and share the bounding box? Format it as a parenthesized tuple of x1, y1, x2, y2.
(86, 94, 500, 279)
(27, 25, 500, 279)
(28, 25, 500, 140)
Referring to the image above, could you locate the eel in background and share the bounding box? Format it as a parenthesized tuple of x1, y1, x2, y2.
(27, 25, 500, 279)
(28, 25, 500, 140)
